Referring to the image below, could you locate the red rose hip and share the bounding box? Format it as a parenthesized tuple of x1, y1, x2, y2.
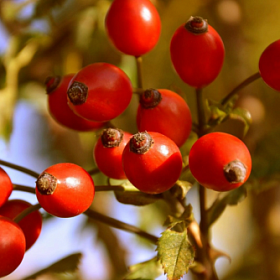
(122, 131, 183, 194)
(46, 74, 105, 131)
(259, 39, 280, 91)
(189, 132, 252, 192)
(170, 16, 225, 88)
(0, 167, 13, 207)
(105, 0, 161, 56)
(36, 163, 95, 218)
(0, 199, 42, 250)
(0, 216, 26, 277)
(67, 63, 133, 122)
(94, 128, 132, 180)
(136, 88, 192, 147)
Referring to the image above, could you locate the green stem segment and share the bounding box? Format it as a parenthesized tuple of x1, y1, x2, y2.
(220, 72, 261, 106)
(84, 208, 158, 244)
(195, 89, 219, 280)
(13, 184, 36, 194)
(0, 159, 40, 178)
(196, 88, 207, 136)
(135, 56, 143, 89)
(14, 203, 41, 223)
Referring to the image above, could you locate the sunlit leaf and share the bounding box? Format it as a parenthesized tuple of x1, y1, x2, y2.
(164, 204, 193, 229)
(124, 257, 164, 280)
(157, 229, 195, 280)
(22, 253, 82, 280)
(207, 186, 247, 227)
(115, 191, 162, 206)
(170, 181, 192, 200)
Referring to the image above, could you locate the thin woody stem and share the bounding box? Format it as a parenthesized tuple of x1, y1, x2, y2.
(14, 203, 41, 223)
(135, 56, 143, 89)
(0, 159, 40, 178)
(13, 184, 35, 194)
(13, 183, 126, 193)
(87, 168, 100, 176)
(220, 72, 261, 106)
(196, 88, 207, 135)
(84, 208, 158, 244)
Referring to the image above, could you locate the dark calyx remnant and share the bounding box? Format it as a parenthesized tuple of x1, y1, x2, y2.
(36, 172, 58, 195)
(67, 81, 88, 105)
(140, 88, 162, 109)
(45, 76, 61, 94)
(223, 160, 247, 184)
(130, 131, 154, 154)
(101, 128, 124, 148)
(185, 16, 208, 34)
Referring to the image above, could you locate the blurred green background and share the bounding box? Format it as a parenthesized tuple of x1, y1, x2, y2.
(1, 0, 280, 279)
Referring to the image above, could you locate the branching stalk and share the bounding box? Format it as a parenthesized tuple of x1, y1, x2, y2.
(0, 159, 40, 178)
(135, 56, 144, 89)
(84, 208, 158, 244)
(220, 72, 261, 105)
(14, 203, 41, 223)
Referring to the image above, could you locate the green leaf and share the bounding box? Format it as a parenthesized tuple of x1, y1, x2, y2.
(170, 181, 192, 200)
(114, 191, 162, 206)
(34, 0, 67, 18)
(212, 112, 249, 139)
(157, 229, 195, 280)
(164, 204, 194, 229)
(22, 253, 82, 280)
(124, 257, 164, 280)
(207, 186, 247, 227)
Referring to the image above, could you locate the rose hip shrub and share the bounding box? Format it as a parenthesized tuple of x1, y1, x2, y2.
(0, 0, 278, 279)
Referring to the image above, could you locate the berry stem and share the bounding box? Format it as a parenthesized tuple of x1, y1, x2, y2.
(87, 168, 100, 176)
(220, 72, 261, 106)
(0, 159, 40, 178)
(13, 184, 35, 194)
(95, 185, 125, 191)
(13, 183, 126, 193)
(84, 208, 158, 244)
(195, 88, 219, 280)
(13, 203, 41, 223)
(196, 88, 207, 136)
(135, 56, 143, 89)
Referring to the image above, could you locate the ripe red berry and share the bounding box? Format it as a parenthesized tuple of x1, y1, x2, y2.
(0, 199, 42, 250)
(46, 74, 105, 131)
(259, 39, 280, 91)
(94, 128, 132, 180)
(189, 132, 252, 192)
(122, 131, 182, 194)
(35, 163, 95, 218)
(136, 89, 192, 147)
(0, 216, 26, 277)
(105, 0, 161, 57)
(67, 63, 133, 122)
(0, 167, 13, 208)
(170, 16, 225, 88)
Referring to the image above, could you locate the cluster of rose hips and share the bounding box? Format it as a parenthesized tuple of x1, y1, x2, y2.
(1, 0, 280, 277)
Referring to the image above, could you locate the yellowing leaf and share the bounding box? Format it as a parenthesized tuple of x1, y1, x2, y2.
(124, 257, 164, 280)
(157, 229, 195, 280)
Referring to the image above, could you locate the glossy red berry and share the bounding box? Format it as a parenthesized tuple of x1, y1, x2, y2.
(0, 216, 26, 277)
(94, 128, 132, 180)
(136, 89, 192, 147)
(189, 132, 252, 192)
(0, 167, 13, 208)
(259, 39, 280, 91)
(170, 16, 225, 88)
(46, 74, 105, 131)
(105, 0, 161, 57)
(35, 163, 95, 218)
(0, 199, 42, 250)
(122, 131, 182, 194)
(67, 63, 133, 122)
